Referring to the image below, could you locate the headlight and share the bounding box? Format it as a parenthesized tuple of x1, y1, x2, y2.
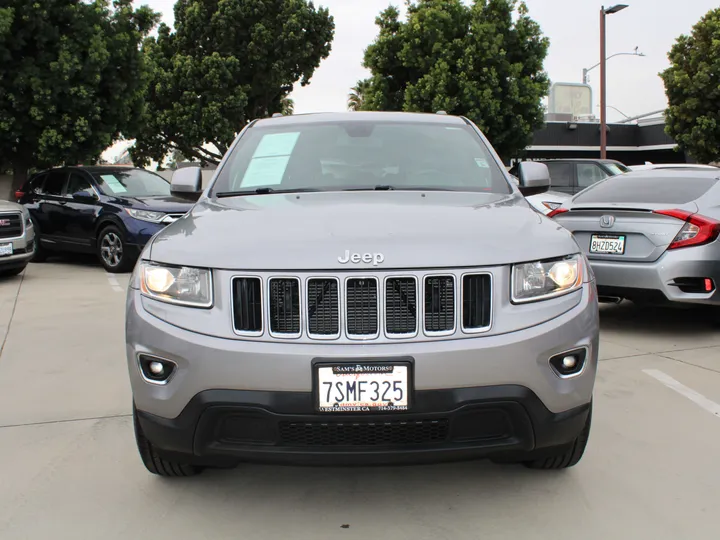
(126, 209, 167, 223)
(139, 262, 213, 307)
(512, 255, 583, 303)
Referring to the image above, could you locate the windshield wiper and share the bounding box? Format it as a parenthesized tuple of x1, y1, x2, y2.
(343, 185, 396, 191)
(215, 187, 322, 198)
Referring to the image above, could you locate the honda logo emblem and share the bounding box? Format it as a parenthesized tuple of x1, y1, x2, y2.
(600, 215, 615, 228)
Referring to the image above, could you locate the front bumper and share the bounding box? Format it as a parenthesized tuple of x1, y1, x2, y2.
(136, 386, 591, 466)
(126, 282, 598, 464)
(591, 244, 720, 305)
(0, 226, 34, 269)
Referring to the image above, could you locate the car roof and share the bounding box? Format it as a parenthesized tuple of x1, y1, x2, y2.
(606, 169, 720, 180)
(534, 158, 623, 164)
(251, 111, 469, 128)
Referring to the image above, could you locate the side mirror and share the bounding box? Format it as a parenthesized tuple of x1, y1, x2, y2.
(170, 167, 203, 201)
(515, 162, 550, 196)
(72, 189, 97, 203)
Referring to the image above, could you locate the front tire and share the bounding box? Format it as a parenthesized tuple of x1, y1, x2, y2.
(97, 225, 134, 273)
(133, 405, 202, 477)
(30, 220, 47, 263)
(523, 404, 592, 470)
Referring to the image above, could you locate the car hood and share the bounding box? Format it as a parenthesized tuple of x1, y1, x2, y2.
(0, 199, 23, 212)
(110, 195, 194, 214)
(148, 191, 580, 270)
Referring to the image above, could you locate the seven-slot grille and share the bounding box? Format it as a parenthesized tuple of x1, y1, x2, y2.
(232, 273, 492, 339)
(0, 212, 23, 239)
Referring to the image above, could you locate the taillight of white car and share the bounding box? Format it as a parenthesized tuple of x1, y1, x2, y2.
(653, 209, 720, 249)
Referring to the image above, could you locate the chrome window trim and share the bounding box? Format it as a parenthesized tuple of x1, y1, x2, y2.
(0, 211, 25, 242)
(422, 274, 457, 337)
(267, 276, 303, 339)
(344, 275, 381, 341)
(305, 276, 342, 341)
(460, 271, 494, 334)
(382, 275, 419, 339)
(230, 275, 265, 337)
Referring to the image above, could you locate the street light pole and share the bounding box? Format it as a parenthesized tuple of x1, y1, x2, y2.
(599, 4, 628, 159)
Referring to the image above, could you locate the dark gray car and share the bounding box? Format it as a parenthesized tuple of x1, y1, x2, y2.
(125, 112, 599, 477)
(551, 170, 720, 306)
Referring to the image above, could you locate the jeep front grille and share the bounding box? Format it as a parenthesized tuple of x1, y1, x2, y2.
(231, 271, 492, 341)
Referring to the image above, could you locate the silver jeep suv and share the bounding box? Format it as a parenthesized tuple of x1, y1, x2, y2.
(126, 112, 599, 476)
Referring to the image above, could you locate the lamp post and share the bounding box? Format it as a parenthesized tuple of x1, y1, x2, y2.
(583, 48, 644, 84)
(600, 4, 629, 159)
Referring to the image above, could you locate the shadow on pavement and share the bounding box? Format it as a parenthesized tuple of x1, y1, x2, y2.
(600, 301, 718, 335)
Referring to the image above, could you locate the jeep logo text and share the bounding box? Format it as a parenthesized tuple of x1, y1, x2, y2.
(338, 250, 385, 266)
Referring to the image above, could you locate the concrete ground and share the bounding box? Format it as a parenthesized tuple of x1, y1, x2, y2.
(1, 258, 719, 540)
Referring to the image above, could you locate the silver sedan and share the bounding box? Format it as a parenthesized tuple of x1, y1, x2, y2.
(550, 169, 720, 307)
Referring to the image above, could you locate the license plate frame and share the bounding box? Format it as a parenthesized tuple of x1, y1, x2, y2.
(590, 234, 626, 255)
(312, 358, 414, 413)
(0, 243, 12, 257)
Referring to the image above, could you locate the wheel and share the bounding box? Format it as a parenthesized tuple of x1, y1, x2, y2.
(30, 219, 47, 263)
(523, 403, 592, 470)
(133, 405, 202, 477)
(97, 225, 134, 273)
(0, 265, 26, 277)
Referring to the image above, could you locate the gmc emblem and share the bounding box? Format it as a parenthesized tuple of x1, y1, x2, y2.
(0, 219, 10, 226)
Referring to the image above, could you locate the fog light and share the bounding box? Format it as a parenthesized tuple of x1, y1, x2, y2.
(549, 348, 587, 378)
(138, 354, 176, 384)
(562, 356, 577, 369)
(149, 361, 164, 375)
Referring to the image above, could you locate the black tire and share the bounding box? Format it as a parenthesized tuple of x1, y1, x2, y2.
(30, 219, 47, 263)
(133, 405, 202, 477)
(0, 265, 26, 277)
(97, 224, 134, 273)
(523, 403, 592, 470)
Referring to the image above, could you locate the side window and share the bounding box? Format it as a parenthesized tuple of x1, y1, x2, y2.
(66, 172, 93, 195)
(544, 163, 574, 187)
(43, 171, 68, 196)
(28, 174, 47, 194)
(577, 164, 608, 188)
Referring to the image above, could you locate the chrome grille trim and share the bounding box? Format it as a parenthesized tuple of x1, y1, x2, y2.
(267, 277, 302, 338)
(460, 272, 493, 334)
(422, 275, 457, 337)
(229, 269, 494, 342)
(344, 276, 380, 340)
(0, 211, 24, 240)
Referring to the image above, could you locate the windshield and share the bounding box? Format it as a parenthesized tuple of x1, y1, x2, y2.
(211, 120, 512, 195)
(605, 163, 630, 175)
(93, 169, 171, 197)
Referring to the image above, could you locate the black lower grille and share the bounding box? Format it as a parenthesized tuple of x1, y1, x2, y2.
(385, 277, 417, 334)
(232, 277, 263, 332)
(307, 278, 339, 336)
(462, 274, 492, 329)
(346, 278, 378, 336)
(269, 278, 300, 334)
(279, 419, 449, 446)
(0, 213, 22, 239)
(424, 276, 455, 332)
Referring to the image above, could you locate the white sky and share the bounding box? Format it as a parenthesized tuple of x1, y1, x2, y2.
(138, 0, 717, 123)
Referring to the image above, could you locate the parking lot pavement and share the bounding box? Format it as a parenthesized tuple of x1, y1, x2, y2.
(1, 262, 719, 540)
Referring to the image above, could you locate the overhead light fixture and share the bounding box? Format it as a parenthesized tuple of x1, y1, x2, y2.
(604, 4, 629, 14)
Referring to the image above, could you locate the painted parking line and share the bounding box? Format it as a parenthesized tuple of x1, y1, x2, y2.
(643, 369, 720, 419)
(106, 274, 124, 293)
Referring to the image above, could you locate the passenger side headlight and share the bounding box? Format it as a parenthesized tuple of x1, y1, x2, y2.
(126, 209, 166, 223)
(511, 255, 583, 303)
(139, 262, 213, 307)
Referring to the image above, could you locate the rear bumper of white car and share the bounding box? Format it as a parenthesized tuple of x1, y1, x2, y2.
(591, 242, 720, 306)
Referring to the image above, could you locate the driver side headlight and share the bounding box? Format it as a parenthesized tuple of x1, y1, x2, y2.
(512, 255, 583, 303)
(139, 262, 213, 308)
(126, 209, 167, 223)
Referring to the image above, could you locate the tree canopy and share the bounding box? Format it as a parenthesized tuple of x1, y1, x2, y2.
(130, 0, 335, 167)
(660, 8, 720, 164)
(0, 0, 159, 188)
(358, 0, 550, 161)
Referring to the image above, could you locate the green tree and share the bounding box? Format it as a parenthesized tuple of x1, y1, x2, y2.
(360, 0, 550, 160)
(130, 0, 334, 167)
(0, 0, 159, 194)
(660, 8, 720, 164)
(348, 80, 371, 111)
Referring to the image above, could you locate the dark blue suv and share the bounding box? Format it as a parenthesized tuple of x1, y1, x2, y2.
(16, 166, 195, 272)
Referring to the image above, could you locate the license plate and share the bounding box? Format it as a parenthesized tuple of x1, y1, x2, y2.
(315, 362, 411, 412)
(590, 234, 625, 254)
(0, 243, 12, 257)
